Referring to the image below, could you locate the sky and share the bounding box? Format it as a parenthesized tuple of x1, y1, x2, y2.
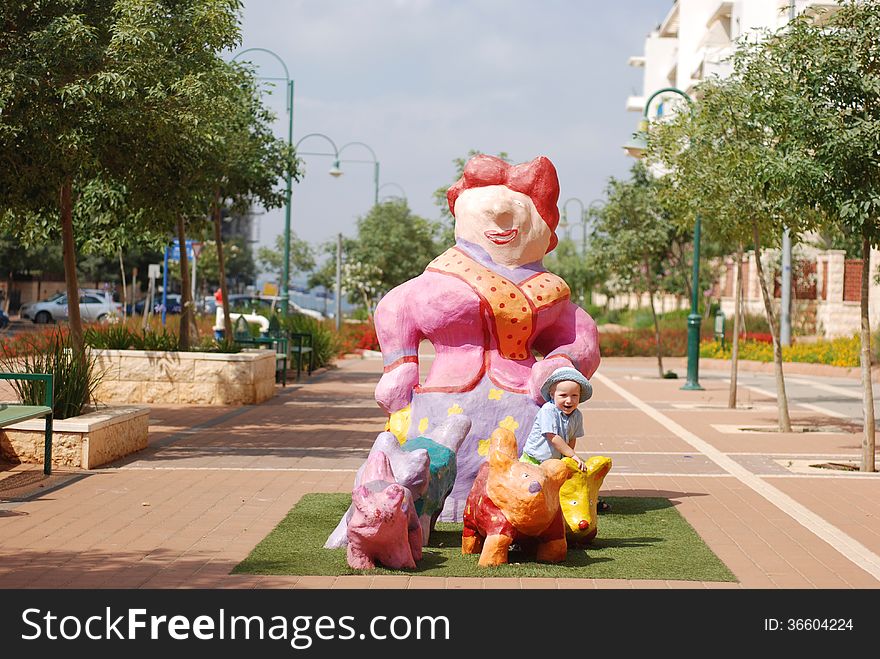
(231, 0, 672, 273)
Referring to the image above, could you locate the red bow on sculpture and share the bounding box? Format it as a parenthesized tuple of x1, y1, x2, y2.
(446, 154, 561, 252)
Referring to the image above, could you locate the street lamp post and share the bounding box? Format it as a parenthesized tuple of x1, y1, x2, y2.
(624, 86, 704, 390)
(231, 47, 295, 317)
(378, 182, 407, 202)
(338, 141, 380, 206)
(585, 199, 603, 254)
(561, 197, 585, 245)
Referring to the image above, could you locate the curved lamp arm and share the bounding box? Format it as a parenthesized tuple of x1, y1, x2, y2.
(338, 141, 380, 205)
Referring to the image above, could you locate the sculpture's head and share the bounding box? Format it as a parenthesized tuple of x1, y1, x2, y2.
(447, 154, 560, 268)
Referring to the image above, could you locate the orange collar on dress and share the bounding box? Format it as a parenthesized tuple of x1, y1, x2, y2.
(427, 247, 569, 360)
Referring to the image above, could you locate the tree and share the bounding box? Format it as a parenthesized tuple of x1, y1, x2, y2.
(193, 238, 256, 294)
(587, 163, 691, 378)
(745, 1, 880, 470)
(200, 60, 298, 340)
(0, 0, 246, 352)
(257, 232, 315, 288)
(347, 199, 439, 297)
(647, 69, 820, 429)
(543, 237, 592, 307)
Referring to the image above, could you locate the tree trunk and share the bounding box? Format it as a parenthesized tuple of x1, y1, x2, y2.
(213, 191, 233, 341)
(118, 250, 127, 322)
(646, 259, 664, 378)
(176, 215, 193, 351)
(60, 178, 84, 353)
(729, 244, 744, 408)
(753, 224, 791, 432)
(859, 235, 876, 472)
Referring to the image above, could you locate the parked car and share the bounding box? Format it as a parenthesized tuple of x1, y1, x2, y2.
(19, 290, 122, 324)
(0, 307, 8, 330)
(131, 293, 182, 315)
(225, 294, 324, 320)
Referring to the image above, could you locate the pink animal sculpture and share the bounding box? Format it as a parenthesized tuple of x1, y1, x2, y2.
(346, 451, 423, 570)
(559, 456, 613, 545)
(461, 427, 571, 567)
(324, 431, 430, 549)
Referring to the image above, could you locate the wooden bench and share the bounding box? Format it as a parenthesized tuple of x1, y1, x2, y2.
(233, 316, 288, 387)
(0, 373, 54, 475)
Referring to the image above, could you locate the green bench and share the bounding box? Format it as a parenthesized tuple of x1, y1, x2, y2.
(233, 315, 289, 387)
(0, 373, 54, 475)
(288, 331, 314, 382)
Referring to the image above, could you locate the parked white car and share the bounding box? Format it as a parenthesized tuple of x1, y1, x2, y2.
(19, 290, 122, 324)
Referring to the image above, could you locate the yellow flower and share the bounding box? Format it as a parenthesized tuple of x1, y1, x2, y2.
(498, 416, 520, 432)
(447, 403, 463, 415)
(477, 439, 491, 456)
(488, 388, 503, 400)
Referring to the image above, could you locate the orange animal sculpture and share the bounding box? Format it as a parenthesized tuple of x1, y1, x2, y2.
(462, 427, 572, 567)
(559, 456, 612, 545)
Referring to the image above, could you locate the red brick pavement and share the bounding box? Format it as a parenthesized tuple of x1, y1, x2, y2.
(0, 354, 878, 590)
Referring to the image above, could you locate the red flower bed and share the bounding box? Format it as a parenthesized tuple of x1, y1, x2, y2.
(742, 332, 773, 344)
(598, 327, 714, 358)
(0, 326, 70, 357)
(336, 321, 380, 356)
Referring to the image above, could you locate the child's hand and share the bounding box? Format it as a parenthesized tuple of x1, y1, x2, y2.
(572, 455, 587, 472)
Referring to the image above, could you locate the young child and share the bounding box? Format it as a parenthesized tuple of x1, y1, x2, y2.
(521, 365, 611, 512)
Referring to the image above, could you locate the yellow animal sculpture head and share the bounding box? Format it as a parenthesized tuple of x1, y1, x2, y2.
(559, 456, 612, 544)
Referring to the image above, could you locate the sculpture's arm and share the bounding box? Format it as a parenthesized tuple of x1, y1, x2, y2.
(374, 280, 425, 414)
(528, 302, 600, 404)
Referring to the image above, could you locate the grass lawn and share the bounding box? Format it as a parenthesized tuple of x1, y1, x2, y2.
(233, 493, 736, 582)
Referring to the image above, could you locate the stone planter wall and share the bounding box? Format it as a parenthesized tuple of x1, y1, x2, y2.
(0, 405, 149, 469)
(93, 349, 275, 405)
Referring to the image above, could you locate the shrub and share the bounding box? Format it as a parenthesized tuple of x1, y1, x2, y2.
(0, 328, 104, 419)
(84, 324, 137, 350)
(279, 314, 338, 369)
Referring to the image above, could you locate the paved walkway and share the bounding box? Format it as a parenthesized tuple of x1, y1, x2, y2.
(1, 354, 878, 589)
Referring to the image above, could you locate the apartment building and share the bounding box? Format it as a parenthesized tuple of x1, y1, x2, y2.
(618, 0, 874, 338)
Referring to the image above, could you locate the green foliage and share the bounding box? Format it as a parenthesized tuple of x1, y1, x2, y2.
(256, 232, 314, 286)
(81, 322, 244, 353)
(586, 162, 697, 308)
(195, 238, 257, 289)
(135, 328, 180, 352)
(83, 324, 137, 349)
(543, 238, 593, 306)
(278, 314, 338, 370)
(310, 200, 439, 315)
(0, 328, 103, 419)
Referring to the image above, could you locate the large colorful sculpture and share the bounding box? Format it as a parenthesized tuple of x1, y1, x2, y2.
(559, 455, 613, 545)
(345, 451, 423, 570)
(461, 427, 571, 567)
(374, 154, 601, 521)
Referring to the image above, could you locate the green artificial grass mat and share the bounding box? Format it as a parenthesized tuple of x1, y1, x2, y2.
(233, 493, 736, 582)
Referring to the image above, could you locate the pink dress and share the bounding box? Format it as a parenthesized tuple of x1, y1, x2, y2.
(374, 240, 600, 521)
